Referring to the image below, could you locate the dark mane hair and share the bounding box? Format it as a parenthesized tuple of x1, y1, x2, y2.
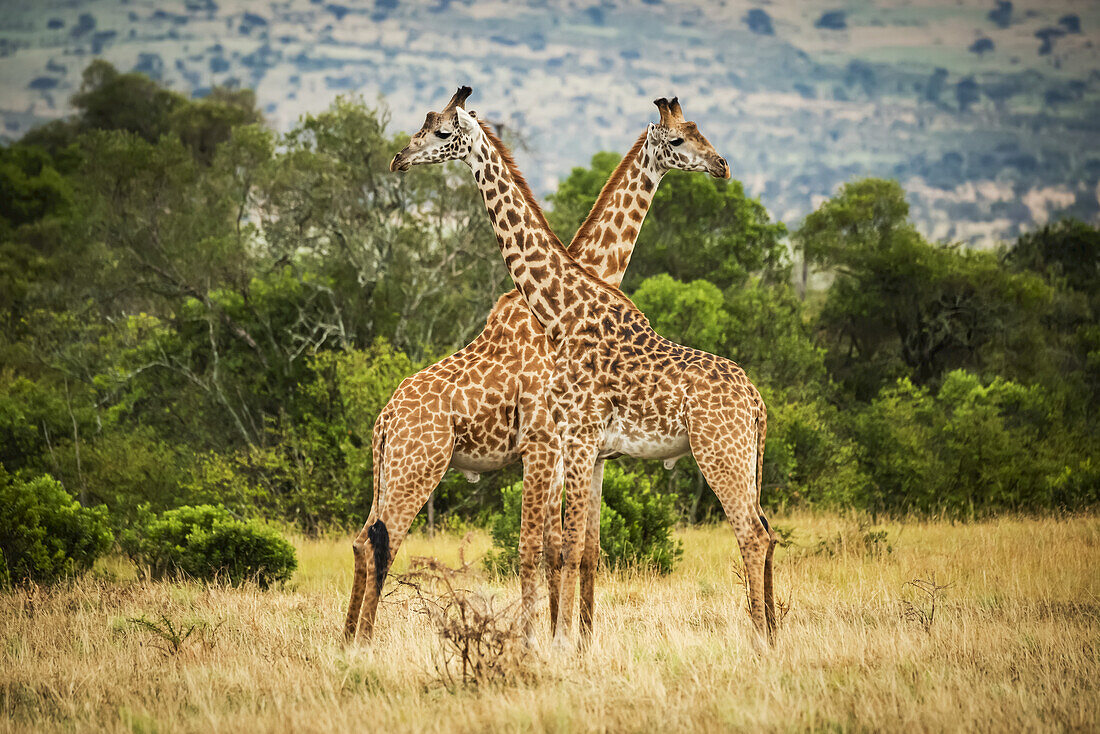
(567, 130, 648, 256)
(477, 120, 562, 247)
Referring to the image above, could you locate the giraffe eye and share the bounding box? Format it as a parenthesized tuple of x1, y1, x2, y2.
(670, 138, 684, 147)
(435, 130, 453, 139)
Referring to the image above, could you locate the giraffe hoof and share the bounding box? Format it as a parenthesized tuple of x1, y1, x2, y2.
(663, 458, 678, 470)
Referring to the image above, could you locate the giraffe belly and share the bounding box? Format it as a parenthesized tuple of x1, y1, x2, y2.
(600, 426, 691, 462)
(449, 448, 518, 475)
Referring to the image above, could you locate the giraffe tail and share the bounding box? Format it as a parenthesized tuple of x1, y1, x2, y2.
(367, 411, 390, 595)
(755, 397, 769, 529)
(755, 396, 779, 642)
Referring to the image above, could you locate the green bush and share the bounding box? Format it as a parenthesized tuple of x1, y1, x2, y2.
(485, 463, 683, 576)
(0, 468, 113, 587)
(763, 395, 871, 511)
(598, 464, 683, 573)
(124, 504, 297, 587)
(851, 370, 1084, 516)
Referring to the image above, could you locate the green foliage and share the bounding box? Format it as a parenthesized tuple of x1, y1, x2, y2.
(798, 179, 1052, 397)
(486, 464, 682, 575)
(632, 274, 728, 355)
(71, 59, 186, 143)
(762, 396, 870, 511)
(597, 464, 683, 573)
(124, 505, 296, 588)
(179, 341, 420, 531)
(1007, 218, 1100, 300)
(0, 61, 1096, 541)
(548, 153, 788, 291)
(851, 370, 1083, 516)
(633, 274, 825, 393)
(0, 468, 112, 587)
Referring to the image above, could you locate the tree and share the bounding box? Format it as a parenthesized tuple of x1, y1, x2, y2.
(71, 60, 186, 142)
(1006, 219, 1100, 301)
(259, 97, 508, 360)
(548, 153, 788, 292)
(797, 179, 1050, 398)
(169, 87, 263, 165)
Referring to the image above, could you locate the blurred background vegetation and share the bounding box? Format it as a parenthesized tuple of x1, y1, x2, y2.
(2, 61, 1097, 563)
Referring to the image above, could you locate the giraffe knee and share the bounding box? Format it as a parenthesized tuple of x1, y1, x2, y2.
(561, 543, 582, 570)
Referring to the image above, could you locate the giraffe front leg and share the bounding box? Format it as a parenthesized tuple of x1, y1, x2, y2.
(554, 432, 600, 650)
(579, 458, 606, 642)
(518, 443, 554, 646)
(543, 453, 564, 637)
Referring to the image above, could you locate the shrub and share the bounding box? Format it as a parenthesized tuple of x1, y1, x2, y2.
(485, 463, 682, 576)
(763, 395, 871, 510)
(851, 370, 1082, 516)
(0, 468, 113, 587)
(125, 504, 297, 587)
(598, 464, 683, 573)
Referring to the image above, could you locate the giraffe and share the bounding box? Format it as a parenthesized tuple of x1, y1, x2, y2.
(343, 88, 729, 644)
(388, 88, 777, 647)
(391, 89, 778, 647)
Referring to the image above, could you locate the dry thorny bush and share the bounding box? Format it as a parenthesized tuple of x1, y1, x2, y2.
(393, 537, 535, 689)
(901, 573, 952, 632)
(731, 557, 792, 629)
(125, 613, 224, 657)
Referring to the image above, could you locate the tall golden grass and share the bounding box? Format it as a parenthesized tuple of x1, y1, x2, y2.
(2, 513, 1097, 732)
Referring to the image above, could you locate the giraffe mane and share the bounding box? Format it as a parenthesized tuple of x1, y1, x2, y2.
(567, 130, 648, 257)
(477, 120, 562, 248)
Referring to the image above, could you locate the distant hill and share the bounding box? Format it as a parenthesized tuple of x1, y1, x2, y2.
(2, 0, 1098, 245)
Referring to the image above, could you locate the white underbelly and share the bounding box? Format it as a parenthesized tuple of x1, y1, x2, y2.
(449, 449, 517, 482)
(600, 426, 691, 462)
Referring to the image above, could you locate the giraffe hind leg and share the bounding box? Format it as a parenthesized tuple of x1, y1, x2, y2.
(689, 411, 772, 646)
(348, 421, 454, 643)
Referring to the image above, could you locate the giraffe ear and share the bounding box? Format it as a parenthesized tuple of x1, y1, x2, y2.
(454, 106, 478, 133)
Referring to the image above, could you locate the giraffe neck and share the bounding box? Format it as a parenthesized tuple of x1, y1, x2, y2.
(466, 124, 596, 341)
(566, 132, 666, 288)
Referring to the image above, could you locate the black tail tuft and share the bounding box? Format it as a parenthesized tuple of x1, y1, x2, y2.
(759, 514, 771, 533)
(367, 520, 389, 594)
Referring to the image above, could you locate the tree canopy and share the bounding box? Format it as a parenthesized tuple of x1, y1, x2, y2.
(1, 62, 1096, 534)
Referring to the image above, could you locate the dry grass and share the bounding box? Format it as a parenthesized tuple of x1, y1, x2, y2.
(2, 513, 1098, 733)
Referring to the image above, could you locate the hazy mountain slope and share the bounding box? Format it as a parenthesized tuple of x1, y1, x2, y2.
(2, 0, 1098, 244)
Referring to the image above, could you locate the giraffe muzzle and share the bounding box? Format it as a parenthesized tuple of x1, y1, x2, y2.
(390, 152, 411, 173)
(711, 157, 731, 179)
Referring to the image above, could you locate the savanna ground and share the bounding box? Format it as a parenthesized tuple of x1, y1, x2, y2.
(2, 513, 1098, 733)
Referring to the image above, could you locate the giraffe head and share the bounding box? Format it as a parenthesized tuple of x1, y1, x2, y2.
(648, 97, 729, 179)
(390, 86, 481, 172)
